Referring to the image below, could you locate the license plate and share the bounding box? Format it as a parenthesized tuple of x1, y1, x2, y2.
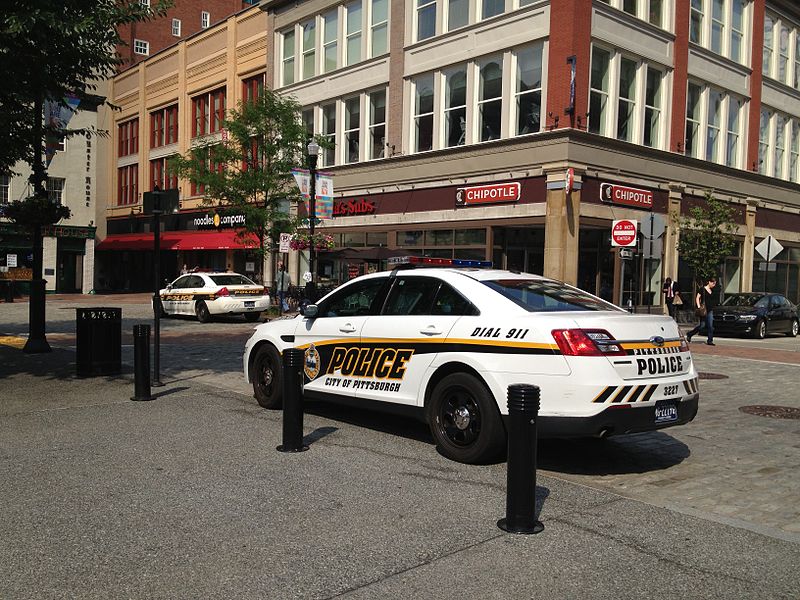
(244, 301, 255, 308)
(654, 400, 678, 424)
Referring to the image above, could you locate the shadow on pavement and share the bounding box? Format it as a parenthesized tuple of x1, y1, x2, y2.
(539, 432, 690, 475)
(303, 426, 339, 447)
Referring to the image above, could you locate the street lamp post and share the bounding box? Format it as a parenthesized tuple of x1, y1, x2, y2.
(151, 187, 164, 387)
(306, 140, 319, 303)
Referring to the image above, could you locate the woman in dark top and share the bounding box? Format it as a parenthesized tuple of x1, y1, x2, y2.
(686, 276, 718, 345)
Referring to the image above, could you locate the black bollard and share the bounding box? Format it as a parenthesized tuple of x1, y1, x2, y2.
(277, 348, 308, 453)
(130, 324, 153, 401)
(497, 383, 544, 534)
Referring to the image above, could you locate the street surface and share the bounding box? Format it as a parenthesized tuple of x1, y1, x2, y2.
(1, 293, 799, 598)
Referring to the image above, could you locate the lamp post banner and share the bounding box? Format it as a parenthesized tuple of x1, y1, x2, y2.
(293, 169, 334, 220)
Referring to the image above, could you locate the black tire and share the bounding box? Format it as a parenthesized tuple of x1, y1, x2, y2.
(252, 344, 282, 409)
(195, 300, 211, 323)
(427, 372, 505, 464)
(787, 319, 799, 338)
(244, 312, 261, 323)
(754, 319, 767, 339)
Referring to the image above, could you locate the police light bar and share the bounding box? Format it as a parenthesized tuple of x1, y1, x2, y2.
(387, 256, 493, 268)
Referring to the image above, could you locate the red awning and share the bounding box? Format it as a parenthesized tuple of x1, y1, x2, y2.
(96, 230, 258, 251)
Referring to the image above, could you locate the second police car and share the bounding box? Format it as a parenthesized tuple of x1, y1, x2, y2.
(243, 257, 698, 464)
(159, 271, 270, 323)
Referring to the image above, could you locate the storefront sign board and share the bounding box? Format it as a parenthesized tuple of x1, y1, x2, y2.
(456, 182, 521, 206)
(334, 199, 376, 217)
(601, 183, 653, 210)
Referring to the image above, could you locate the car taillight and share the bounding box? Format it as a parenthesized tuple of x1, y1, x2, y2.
(678, 336, 690, 352)
(217, 287, 230, 297)
(551, 329, 626, 357)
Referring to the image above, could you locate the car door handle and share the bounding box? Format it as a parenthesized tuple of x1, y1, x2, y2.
(339, 324, 357, 333)
(420, 326, 443, 336)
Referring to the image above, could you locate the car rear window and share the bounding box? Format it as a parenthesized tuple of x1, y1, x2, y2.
(210, 275, 256, 286)
(483, 279, 621, 312)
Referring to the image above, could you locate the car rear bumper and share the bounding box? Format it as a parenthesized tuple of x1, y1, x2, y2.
(210, 296, 271, 314)
(526, 396, 699, 439)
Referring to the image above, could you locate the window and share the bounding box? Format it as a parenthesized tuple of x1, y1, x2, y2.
(599, 0, 664, 28)
(322, 103, 337, 166)
(346, 1, 362, 66)
(368, 90, 386, 159)
(690, 0, 704, 44)
(796, 37, 800, 90)
(319, 277, 388, 317)
(478, 56, 502, 142)
(617, 57, 637, 142)
(192, 88, 226, 137)
(649, 0, 663, 27)
(589, 47, 610, 135)
(302, 19, 316, 80)
(730, 0, 744, 62)
(190, 145, 224, 196)
(444, 65, 467, 147)
(758, 109, 771, 175)
(150, 105, 178, 148)
(47, 177, 65, 204)
(414, 74, 434, 152)
(778, 24, 790, 84)
(622, 0, 636, 16)
(726, 96, 741, 168)
(482, 0, 504, 20)
(705, 89, 722, 162)
(117, 165, 138, 206)
(685, 82, 702, 157)
(302, 107, 315, 138)
(344, 96, 361, 163)
(710, 0, 724, 54)
(133, 39, 149, 56)
(515, 45, 542, 136)
(763, 13, 775, 76)
(118, 119, 139, 157)
(448, 0, 469, 31)
(774, 114, 788, 180)
(791, 122, 800, 181)
(384, 277, 440, 316)
(201, 11, 210, 29)
(371, 0, 388, 57)
(323, 9, 338, 73)
(242, 74, 264, 103)
(416, 0, 436, 41)
(644, 66, 662, 148)
(0, 175, 10, 205)
(282, 30, 295, 86)
(172, 18, 181, 37)
(150, 157, 178, 191)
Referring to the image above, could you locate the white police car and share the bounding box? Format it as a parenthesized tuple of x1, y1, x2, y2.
(243, 257, 698, 463)
(159, 271, 270, 323)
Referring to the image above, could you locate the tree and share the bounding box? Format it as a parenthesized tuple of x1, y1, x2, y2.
(171, 89, 316, 281)
(0, 0, 170, 352)
(674, 191, 738, 285)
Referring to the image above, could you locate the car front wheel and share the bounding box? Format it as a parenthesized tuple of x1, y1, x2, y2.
(754, 319, 767, 339)
(428, 372, 505, 464)
(252, 345, 282, 409)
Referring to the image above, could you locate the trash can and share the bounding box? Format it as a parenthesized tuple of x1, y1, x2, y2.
(76, 307, 122, 377)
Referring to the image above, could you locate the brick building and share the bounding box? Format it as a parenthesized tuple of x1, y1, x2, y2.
(102, 0, 800, 309)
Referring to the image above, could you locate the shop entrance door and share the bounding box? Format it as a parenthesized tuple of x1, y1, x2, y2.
(577, 229, 614, 302)
(492, 227, 544, 274)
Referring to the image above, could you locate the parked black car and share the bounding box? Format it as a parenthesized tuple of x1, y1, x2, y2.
(707, 293, 799, 338)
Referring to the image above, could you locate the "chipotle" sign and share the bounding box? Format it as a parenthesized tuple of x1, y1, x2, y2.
(456, 182, 521, 206)
(600, 183, 653, 210)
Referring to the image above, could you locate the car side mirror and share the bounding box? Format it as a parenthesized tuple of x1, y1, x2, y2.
(166, 283, 173, 290)
(302, 304, 319, 319)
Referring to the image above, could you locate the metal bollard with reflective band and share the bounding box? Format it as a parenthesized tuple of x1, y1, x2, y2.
(277, 348, 309, 453)
(130, 324, 153, 401)
(497, 383, 544, 534)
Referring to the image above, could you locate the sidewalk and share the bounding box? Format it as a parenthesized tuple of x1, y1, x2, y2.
(1, 342, 799, 598)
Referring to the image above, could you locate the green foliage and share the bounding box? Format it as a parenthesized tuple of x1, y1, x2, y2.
(674, 192, 737, 284)
(171, 89, 320, 258)
(0, 0, 171, 173)
(3, 195, 71, 229)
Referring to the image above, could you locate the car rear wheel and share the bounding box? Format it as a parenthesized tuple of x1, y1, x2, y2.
(253, 344, 282, 409)
(788, 319, 799, 338)
(195, 300, 211, 323)
(244, 312, 262, 323)
(428, 372, 505, 464)
(754, 319, 767, 339)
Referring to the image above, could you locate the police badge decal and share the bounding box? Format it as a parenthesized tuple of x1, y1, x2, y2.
(304, 344, 321, 380)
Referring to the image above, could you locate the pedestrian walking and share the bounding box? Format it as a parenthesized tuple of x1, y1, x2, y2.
(275, 263, 291, 314)
(662, 277, 682, 319)
(686, 276, 718, 345)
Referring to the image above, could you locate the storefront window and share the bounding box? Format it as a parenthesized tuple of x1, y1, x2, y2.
(426, 229, 454, 245)
(343, 232, 367, 246)
(398, 230, 424, 246)
(366, 232, 388, 246)
(454, 229, 486, 245)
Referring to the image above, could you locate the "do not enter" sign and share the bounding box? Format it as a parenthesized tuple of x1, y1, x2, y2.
(611, 219, 638, 247)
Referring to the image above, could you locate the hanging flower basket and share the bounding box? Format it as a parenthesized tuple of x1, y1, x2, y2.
(289, 232, 335, 251)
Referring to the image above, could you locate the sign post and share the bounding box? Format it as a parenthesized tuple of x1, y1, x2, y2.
(755, 235, 784, 291)
(612, 220, 638, 309)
